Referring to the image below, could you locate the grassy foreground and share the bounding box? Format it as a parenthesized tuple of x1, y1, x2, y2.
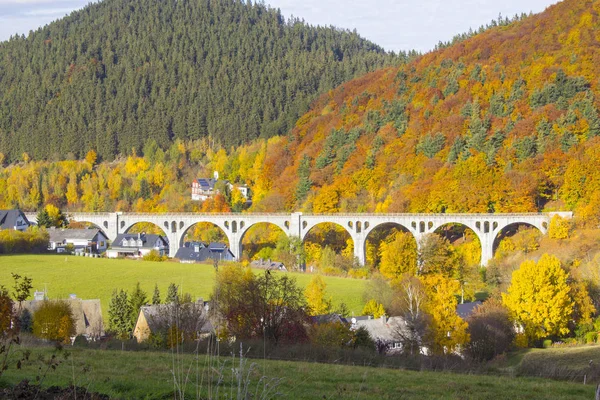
(0, 345, 594, 400)
(0, 255, 367, 318)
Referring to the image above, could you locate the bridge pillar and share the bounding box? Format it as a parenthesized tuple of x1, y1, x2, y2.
(353, 235, 366, 266)
(479, 232, 495, 266)
(167, 232, 180, 258)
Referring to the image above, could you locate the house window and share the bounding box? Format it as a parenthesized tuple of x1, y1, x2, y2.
(392, 342, 401, 349)
(100, 241, 105, 247)
(122, 239, 128, 246)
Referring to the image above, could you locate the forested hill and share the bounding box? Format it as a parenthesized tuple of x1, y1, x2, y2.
(0, 0, 405, 162)
(242, 0, 600, 219)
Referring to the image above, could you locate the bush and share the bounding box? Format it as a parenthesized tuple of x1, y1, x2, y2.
(465, 299, 515, 361)
(0, 228, 49, 254)
(143, 249, 167, 262)
(73, 335, 88, 347)
(32, 300, 76, 343)
(585, 331, 598, 344)
(542, 339, 553, 348)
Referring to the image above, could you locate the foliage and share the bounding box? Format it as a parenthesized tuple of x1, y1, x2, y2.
(502, 254, 573, 344)
(465, 299, 515, 361)
(166, 283, 179, 304)
(152, 284, 161, 305)
(0, 228, 49, 254)
(308, 322, 353, 348)
(361, 299, 385, 319)
(391, 275, 430, 355)
(129, 282, 148, 328)
(549, 215, 570, 239)
(32, 300, 76, 343)
(108, 289, 133, 339)
(11, 273, 33, 309)
(378, 231, 417, 279)
(304, 275, 332, 316)
(142, 249, 167, 262)
(212, 264, 309, 344)
(0, 0, 404, 163)
(421, 274, 469, 354)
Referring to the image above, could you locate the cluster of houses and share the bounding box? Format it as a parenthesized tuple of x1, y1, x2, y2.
(0, 208, 236, 263)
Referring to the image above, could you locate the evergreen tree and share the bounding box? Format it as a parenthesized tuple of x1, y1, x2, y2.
(166, 283, 179, 304)
(36, 209, 51, 228)
(129, 282, 148, 328)
(108, 289, 133, 339)
(152, 284, 161, 305)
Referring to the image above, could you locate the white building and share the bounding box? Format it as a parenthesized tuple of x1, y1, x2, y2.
(106, 233, 168, 258)
(48, 228, 109, 254)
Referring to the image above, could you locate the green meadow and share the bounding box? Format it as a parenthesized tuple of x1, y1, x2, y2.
(0, 345, 594, 400)
(0, 254, 367, 319)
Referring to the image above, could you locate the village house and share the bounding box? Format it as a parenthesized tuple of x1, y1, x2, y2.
(250, 259, 287, 272)
(175, 241, 235, 263)
(191, 171, 251, 201)
(48, 228, 109, 254)
(133, 301, 213, 342)
(106, 233, 168, 258)
(0, 209, 30, 231)
(351, 315, 406, 353)
(19, 295, 104, 340)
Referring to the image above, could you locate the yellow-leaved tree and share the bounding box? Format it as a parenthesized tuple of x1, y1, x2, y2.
(362, 299, 386, 318)
(304, 275, 332, 316)
(502, 254, 573, 344)
(379, 231, 418, 279)
(548, 215, 570, 239)
(421, 274, 469, 354)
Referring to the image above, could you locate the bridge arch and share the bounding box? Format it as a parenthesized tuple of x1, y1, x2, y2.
(238, 221, 289, 260)
(364, 222, 415, 268)
(302, 222, 354, 269)
(123, 221, 169, 242)
(178, 221, 230, 249)
(492, 222, 545, 256)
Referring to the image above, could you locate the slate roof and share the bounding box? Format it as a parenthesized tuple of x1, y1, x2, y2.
(19, 298, 104, 338)
(138, 303, 213, 333)
(310, 314, 349, 325)
(352, 316, 407, 343)
(110, 233, 167, 249)
(175, 241, 234, 262)
(48, 228, 105, 243)
(456, 301, 482, 319)
(250, 259, 287, 271)
(194, 178, 218, 191)
(0, 209, 29, 230)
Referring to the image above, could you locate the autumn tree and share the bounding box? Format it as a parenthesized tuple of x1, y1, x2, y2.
(502, 254, 573, 344)
(422, 274, 469, 354)
(379, 231, 418, 279)
(362, 299, 386, 318)
(391, 274, 430, 355)
(465, 299, 515, 361)
(32, 300, 76, 344)
(304, 275, 332, 316)
(548, 215, 570, 239)
(418, 234, 459, 277)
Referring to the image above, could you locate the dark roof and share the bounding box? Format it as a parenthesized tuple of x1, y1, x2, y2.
(311, 314, 349, 325)
(175, 242, 234, 262)
(111, 233, 167, 249)
(0, 209, 29, 230)
(194, 178, 218, 191)
(456, 301, 482, 319)
(250, 259, 287, 271)
(139, 303, 212, 333)
(48, 228, 105, 243)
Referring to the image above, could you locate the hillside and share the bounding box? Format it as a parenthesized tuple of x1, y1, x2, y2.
(0, 0, 404, 162)
(239, 0, 600, 221)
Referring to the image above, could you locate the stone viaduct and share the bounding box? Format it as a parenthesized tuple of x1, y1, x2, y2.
(26, 212, 572, 266)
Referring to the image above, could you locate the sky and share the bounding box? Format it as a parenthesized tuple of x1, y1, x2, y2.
(0, 0, 559, 52)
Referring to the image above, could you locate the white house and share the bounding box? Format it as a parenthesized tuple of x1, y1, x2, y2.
(48, 228, 109, 254)
(0, 209, 30, 231)
(106, 233, 168, 258)
(191, 171, 251, 201)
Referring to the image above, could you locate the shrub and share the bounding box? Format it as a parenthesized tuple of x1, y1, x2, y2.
(0, 228, 49, 254)
(465, 299, 515, 361)
(32, 300, 76, 343)
(548, 215, 570, 239)
(143, 249, 166, 262)
(585, 331, 598, 344)
(542, 339, 553, 348)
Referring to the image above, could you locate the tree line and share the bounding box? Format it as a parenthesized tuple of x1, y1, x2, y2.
(0, 0, 412, 163)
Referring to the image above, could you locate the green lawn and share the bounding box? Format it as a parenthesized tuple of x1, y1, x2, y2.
(0, 345, 594, 399)
(0, 254, 367, 319)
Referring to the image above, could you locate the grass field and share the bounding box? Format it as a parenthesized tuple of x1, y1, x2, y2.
(0, 345, 595, 399)
(0, 254, 368, 319)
